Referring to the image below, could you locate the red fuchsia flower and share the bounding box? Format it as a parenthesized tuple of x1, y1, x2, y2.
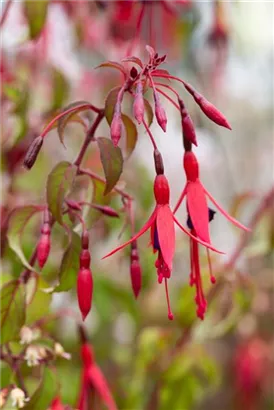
(173, 151, 250, 318)
(78, 338, 117, 410)
(50, 396, 64, 410)
(104, 173, 221, 320)
(77, 231, 93, 321)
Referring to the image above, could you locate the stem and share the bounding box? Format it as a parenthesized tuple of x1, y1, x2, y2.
(78, 168, 133, 200)
(142, 118, 158, 150)
(155, 87, 180, 111)
(0, 0, 12, 28)
(40, 104, 102, 138)
(126, 2, 146, 56)
(74, 110, 104, 167)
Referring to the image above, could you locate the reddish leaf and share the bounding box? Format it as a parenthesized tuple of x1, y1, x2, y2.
(121, 56, 143, 68)
(187, 181, 210, 243)
(96, 61, 127, 77)
(97, 137, 123, 195)
(105, 87, 121, 125)
(156, 205, 175, 270)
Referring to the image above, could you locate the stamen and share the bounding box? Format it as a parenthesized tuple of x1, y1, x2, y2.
(164, 278, 174, 320)
(206, 248, 216, 284)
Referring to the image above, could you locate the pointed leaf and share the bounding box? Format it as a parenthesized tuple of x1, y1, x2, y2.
(96, 61, 127, 76)
(57, 101, 91, 146)
(26, 276, 52, 323)
(105, 86, 121, 125)
(121, 114, 138, 157)
(24, 0, 48, 39)
(54, 232, 81, 292)
(1, 280, 26, 344)
(156, 205, 175, 270)
(97, 137, 123, 195)
(144, 98, 154, 127)
(7, 206, 41, 270)
(186, 181, 210, 243)
(46, 161, 77, 224)
(24, 367, 58, 410)
(121, 56, 143, 68)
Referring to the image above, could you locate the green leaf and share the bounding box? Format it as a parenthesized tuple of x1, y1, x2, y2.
(24, 367, 58, 410)
(121, 114, 138, 158)
(24, 0, 49, 39)
(7, 206, 41, 270)
(144, 98, 154, 126)
(105, 86, 120, 125)
(97, 137, 123, 195)
(46, 161, 77, 224)
(51, 69, 69, 111)
(1, 280, 26, 344)
(26, 275, 52, 323)
(57, 101, 91, 146)
(54, 231, 81, 292)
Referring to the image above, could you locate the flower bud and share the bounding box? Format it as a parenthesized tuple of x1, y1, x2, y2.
(183, 83, 231, 130)
(130, 243, 142, 298)
(37, 223, 51, 268)
(178, 98, 197, 146)
(92, 204, 119, 218)
(50, 396, 64, 410)
(23, 135, 43, 169)
(154, 92, 167, 132)
(133, 82, 144, 124)
(66, 199, 82, 211)
(77, 268, 93, 321)
(110, 111, 122, 146)
(183, 151, 199, 182)
(154, 175, 170, 205)
(54, 343, 71, 360)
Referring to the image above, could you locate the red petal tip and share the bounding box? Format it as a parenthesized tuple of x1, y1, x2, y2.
(168, 313, 174, 320)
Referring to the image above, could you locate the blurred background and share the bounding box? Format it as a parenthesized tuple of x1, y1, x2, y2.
(1, 1, 273, 409)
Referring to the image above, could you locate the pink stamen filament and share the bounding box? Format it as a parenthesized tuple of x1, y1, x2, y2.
(164, 278, 174, 320)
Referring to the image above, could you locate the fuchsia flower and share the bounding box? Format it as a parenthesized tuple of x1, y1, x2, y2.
(173, 150, 250, 318)
(78, 342, 117, 410)
(104, 173, 221, 320)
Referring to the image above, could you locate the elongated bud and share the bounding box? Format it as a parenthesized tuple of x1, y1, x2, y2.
(153, 149, 164, 175)
(77, 268, 93, 321)
(133, 82, 144, 124)
(92, 204, 119, 218)
(23, 135, 43, 169)
(178, 98, 197, 146)
(153, 91, 167, 132)
(37, 222, 51, 268)
(66, 199, 82, 211)
(183, 151, 199, 182)
(130, 242, 141, 298)
(154, 174, 170, 205)
(50, 396, 64, 410)
(110, 111, 122, 146)
(183, 83, 231, 130)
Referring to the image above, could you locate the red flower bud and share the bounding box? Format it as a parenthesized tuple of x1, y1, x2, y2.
(80, 249, 91, 269)
(154, 92, 167, 132)
(37, 222, 51, 268)
(133, 82, 144, 124)
(50, 397, 64, 410)
(92, 204, 119, 218)
(66, 199, 82, 211)
(110, 111, 122, 146)
(184, 83, 231, 130)
(154, 175, 170, 205)
(178, 98, 197, 146)
(183, 151, 199, 182)
(23, 135, 43, 169)
(77, 268, 93, 321)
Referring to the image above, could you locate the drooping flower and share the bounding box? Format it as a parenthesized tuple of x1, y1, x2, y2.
(130, 241, 142, 298)
(104, 174, 221, 320)
(10, 387, 29, 409)
(174, 151, 250, 243)
(78, 341, 117, 410)
(77, 231, 93, 321)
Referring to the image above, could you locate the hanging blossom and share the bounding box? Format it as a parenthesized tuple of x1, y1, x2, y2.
(103, 164, 221, 320)
(10, 388, 29, 409)
(173, 150, 250, 318)
(78, 328, 117, 410)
